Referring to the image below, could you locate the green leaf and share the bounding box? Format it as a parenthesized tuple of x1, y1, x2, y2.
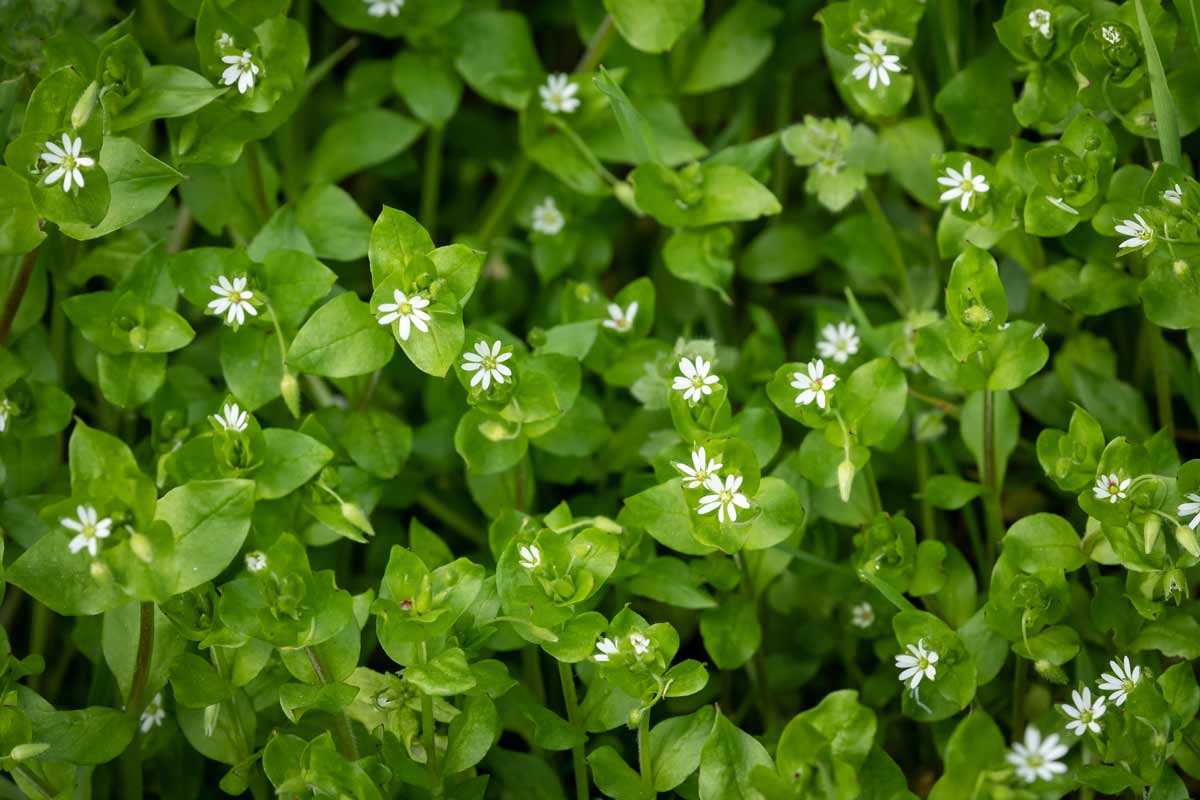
(1003, 513, 1084, 572)
(255, 429, 333, 500)
(404, 647, 476, 696)
(288, 292, 395, 378)
(307, 109, 424, 184)
(603, 0, 703, 53)
(451, 11, 542, 110)
(156, 479, 255, 594)
(111, 65, 224, 131)
(0, 166, 46, 255)
(59, 137, 182, 241)
(295, 184, 373, 262)
(699, 712, 775, 800)
(631, 163, 781, 227)
(651, 705, 715, 791)
(1134, 0, 1181, 166)
(683, 1, 784, 94)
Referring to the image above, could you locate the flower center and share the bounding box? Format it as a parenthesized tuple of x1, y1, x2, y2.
(812, 377, 825, 390)
(690, 375, 704, 388)
(870, 53, 883, 67)
(719, 489, 733, 504)
(959, 179, 975, 194)
(1107, 482, 1120, 495)
(482, 356, 497, 371)
(1027, 755, 1043, 768)
(917, 656, 929, 670)
(229, 290, 245, 304)
(399, 301, 412, 315)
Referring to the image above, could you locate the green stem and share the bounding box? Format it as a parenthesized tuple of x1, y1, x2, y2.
(167, 205, 194, 255)
(304, 646, 359, 762)
(126, 602, 155, 714)
(244, 141, 272, 224)
(11, 765, 54, 800)
(577, 15, 617, 73)
(863, 460, 883, 517)
(734, 552, 777, 733)
(420, 126, 444, 238)
(981, 390, 1005, 568)
(418, 641, 443, 799)
(27, 602, 51, 690)
(557, 661, 590, 800)
(637, 710, 654, 797)
(1147, 322, 1175, 437)
(0, 246, 39, 347)
(859, 184, 913, 310)
(771, 70, 794, 203)
(1011, 656, 1028, 736)
(415, 491, 485, 545)
(916, 442, 937, 540)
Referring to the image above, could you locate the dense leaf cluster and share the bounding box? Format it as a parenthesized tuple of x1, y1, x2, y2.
(1, 0, 1199, 798)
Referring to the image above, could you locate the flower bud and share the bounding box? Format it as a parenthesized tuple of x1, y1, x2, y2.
(1175, 525, 1200, 558)
(10, 743, 50, 761)
(1142, 515, 1161, 555)
(1034, 659, 1067, 684)
(627, 707, 644, 727)
(837, 460, 856, 502)
(280, 370, 301, 418)
(70, 80, 101, 130)
(90, 560, 113, 585)
(340, 502, 375, 537)
(128, 325, 148, 352)
(613, 181, 639, 215)
(962, 303, 993, 328)
(129, 532, 154, 563)
(1163, 569, 1188, 603)
(591, 516, 623, 535)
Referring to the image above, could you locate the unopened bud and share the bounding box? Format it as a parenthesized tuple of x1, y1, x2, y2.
(128, 325, 148, 352)
(962, 303, 993, 328)
(1143, 515, 1161, 554)
(837, 460, 856, 502)
(1175, 525, 1200, 558)
(129, 532, 154, 563)
(1034, 659, 1068, 684)
(10, 743, 50, 761)
(613, 181, 640, 215)
(70, 80, 101, 130)
(280, 370, 301, 418)
(90, 560, 112, 585)
(591, 516, 623, 535)
(340, 502, 375, 537)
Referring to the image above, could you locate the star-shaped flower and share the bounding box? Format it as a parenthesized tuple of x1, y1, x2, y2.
(603, 301, 638, 333)
(518, 543, 541, 570)
(212, 402, 249, 433)
(1028, 8, 1052, 37)
(1006, 726, 1069, 784)
(697, 474, 751, 524)
(531, 197, 565, 235)
(40, 133, 95, 193)
(62, 505, 113, 558)
(245, 551, 268, 573)
(791, 359, 837, 409)
(140, 693, 167, 733)
(1163, 183, 1184, 207)
(462, 340, 513, 390)
(221, 50, 260, 94)
(816, 321, 860, 364)
(937, 162, 990, 212)
(1115, 214, 1153, 251)
(1097, 656, 1141, 706)
(376, 289, 431, 341)
(1092, 473, 1130, 504)
(674, 446, 722, 489)
(1061, 686, 1106, 736)
(593, 637, 620, 662)
(850, 602, 875, 629)
(672, 356, 720, 403)
(364, 0, 404, 16)
(1178, 492, 1200, 530)
(629, 633, 651, 656)
(851, 41, 903, 90)
(207, 275, 258, 326)
(895, 639, 938, 689)
(539, 73, 580, 114)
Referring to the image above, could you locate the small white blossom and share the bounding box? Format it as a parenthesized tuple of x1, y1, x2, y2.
(221, 50, 260, 94)
(629, 633, 651, 656)
(1028, 8, 1052, 37)
(674, 446, 722, 489)
(217, 32, 235, 49)
(518, 543, 541, 570)
(603, 301, 638, 333)
(245, 551, 268, 573)
(461, 340, 513, 390)
(140, 693, 166, 733)
(1006, 726, 1069, 784)
(1163, 183, 1184, 207)
(364, 0, 404, 17)
(1092, 473, 1130, 504)
(40, 134, 95, 193)
(937, 162, 990, 212)
(593, 637, 620, 662)
(1061, 686, 1106, 736)
(376, 289, 431, 341)
(0, 395, 13, 433)
(531, 197, 565, 235)
(851, 41, 903, 90)
(1115, 214, 1154, 250)
(207, 275, 258, 326)
(817, 321, 860, 364)
(212, 402, 248, 433)
(895, 639, 938, 689)
(1046, 196, 1079, 215)
(62, 505, 113, 558)
(697, 474, 750, 524)
(1101, 25, 1122, 45)
(672, 356, 720, 403)
(850, 602, 875, 629)
(539, 73, 580, 114)
(791, 359, 837, 409)
(1098, 656, 1141, 706)
(1178, 493, 1200, 530)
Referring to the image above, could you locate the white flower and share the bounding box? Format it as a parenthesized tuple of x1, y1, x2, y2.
(850, 602, 875, 629)
(1061, 686, 1106, 736)
(217, 32, 235, 49)
(1101, 25, 1122, 45)
(531, 196, 565, 235)
(817, 321, 860, 364)
(539, 73, 580, 114)
(40, 134, 95, 193)
(790, 359, 838, 409)
(364, 0, 404, 16)
(221, 50, 260, 94)
(672, 356, 720, 403)
(894, 639, 938, 689)
(603, 301, 638, 333)
(518, 543, 541, 570)
(1098, 656, 1141, 706)
(207, 275, 258, 326)
(674, 446, 722, 489)
(0, 395, 13, 433)
(1028, 8, 1052, 37)
(140, 693, 166, 733)
(593, 637, 620, 662)
(1178, 493, 1200, 530)
(851, 41, 903, 90)
(245, 551, 268, 573)
(937, 162, 990, 212)
(1047, 196, 1080, 215)
(376, 289, 431, 341)
(1115, 213, 1154, 250)
(461, 340, 513, 390)
(212, 402, 248, 433)
(62, 505, 113, 558)
(697, 474, 751, 524)
(1163, 183, 1184, 207)
(1092, 473, 1130, 504)
(629, 633, 651, 656)
(1006, 726, 1069, 784)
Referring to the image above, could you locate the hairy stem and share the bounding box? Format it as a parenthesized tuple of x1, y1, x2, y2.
(734, 553, 777, 732)
(637, 709, 654, 797)
(0, 247, 39, 347)
(126, 602, 156, 713)
(1011, 655, 1028, 736)
(420, 126, 444, 238)
(418, 641, 443, 798)
(981, 390, 1006, 568)
(304, 646, 359, 762)
(557, 661, 590, 800)
(1147, 323, 1174, 437)
(916, 442, 937, 540)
